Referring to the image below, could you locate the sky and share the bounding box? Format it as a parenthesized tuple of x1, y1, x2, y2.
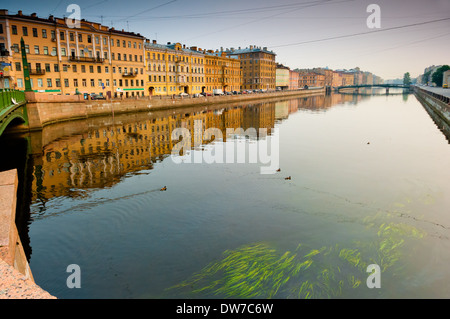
(3, 0, 450, 80)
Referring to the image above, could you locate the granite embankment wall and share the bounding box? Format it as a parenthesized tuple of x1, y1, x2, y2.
(0, 169, 56, 299)
(414, 86, 450, 126)
(24, 88, 324, 131)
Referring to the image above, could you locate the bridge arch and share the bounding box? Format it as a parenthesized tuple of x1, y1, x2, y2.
(0, 106, 28, 137)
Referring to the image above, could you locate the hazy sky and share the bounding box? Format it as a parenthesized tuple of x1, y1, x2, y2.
(4, 0, 450, 79)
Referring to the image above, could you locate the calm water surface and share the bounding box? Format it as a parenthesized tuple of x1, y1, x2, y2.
(1, 91, 450, 299)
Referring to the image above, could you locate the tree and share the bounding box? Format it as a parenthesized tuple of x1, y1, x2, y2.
(431, 65, 450, 87)
(403, 72, 411, 86)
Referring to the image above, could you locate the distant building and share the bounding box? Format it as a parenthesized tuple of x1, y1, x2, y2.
(443, 70, 450, 87)
(224, 46, 276, 91)
(276, 63, 290, 90)
(298, 71, 325, 88)
(289, 70, 299, 90)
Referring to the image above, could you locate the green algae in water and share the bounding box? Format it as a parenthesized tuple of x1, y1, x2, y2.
(168, 217, 426, 299)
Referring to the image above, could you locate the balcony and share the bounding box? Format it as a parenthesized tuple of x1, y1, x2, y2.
(69, 56, 105, 63)
(29, 69, 46, 75)
(122, 72, 137, 78)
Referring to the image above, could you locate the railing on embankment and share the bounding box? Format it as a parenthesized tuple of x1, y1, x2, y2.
(413, 86, 450, 126)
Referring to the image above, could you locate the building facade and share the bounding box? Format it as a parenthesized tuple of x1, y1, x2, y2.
(204, 49, 241, 94)
(289, 70, 299, 90)
(225, 46, 276, 91)
(275, 63, 290, 90)
(298, 71, 325, 88)
(144, 40, 205, 96)
(0, 10, 147, 98)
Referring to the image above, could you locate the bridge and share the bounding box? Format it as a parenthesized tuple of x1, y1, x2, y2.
(0, 89, 28, 137)
(336, 84, 411, 93)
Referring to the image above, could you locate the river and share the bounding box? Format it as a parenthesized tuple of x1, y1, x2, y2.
(1, 90, 450, 299)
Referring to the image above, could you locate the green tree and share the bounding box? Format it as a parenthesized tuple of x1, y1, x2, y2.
(431, 65, 450, 87)
(403, 72, 411, 86)
(422, 70, 431, 84)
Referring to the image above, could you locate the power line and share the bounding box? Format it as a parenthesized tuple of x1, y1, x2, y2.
(186, 0, 356, 41)
(271, 17, 450, 48)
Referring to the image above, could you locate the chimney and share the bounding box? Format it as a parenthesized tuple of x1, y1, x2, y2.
(153, 40, 157, 44)
(183, 44, 186, 49)
(0, 10, 9, 15)
(18, 10, 23, 16)
(31, 12, 37, 18)
(167, 42, 171, 45)
(49, 15, 54, 21)
(145, 39, 149, 43)
(190, 46, 197, 51)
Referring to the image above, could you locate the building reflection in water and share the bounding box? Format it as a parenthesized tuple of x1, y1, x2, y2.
(29, 94, 361, 207)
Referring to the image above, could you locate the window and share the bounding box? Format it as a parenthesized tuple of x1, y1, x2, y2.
(11, 44, 19, 53)
(12, 25, 17, 35)
(69, 33, 74, 41)
(42, 29, 47, 38)
(32, 28, 38, 37)
(106, 79, 110, 86)
(25, 45, 29, 54)
(47, 79, 52, 87)
(117, 53, 121, 60)
(55, 79, 61, 87)
(51, 47, 57, 56)
(45, 64, 50, 72)
(123, 54, 127, 61)
(43, 46, 48, 55)
(97, 66, 101, 73)
(54, 64, 59, 72)
(34, 45, 39, 54)
(37, 78, 43, 87)
(72, 65, 77, 72)
(78, 34, 83, 42)
(17, 78, 23, 88)
(89, 65, 94, 73)
(60, 31, 65, 40)
(81, 65, 86, 73)
(117, 39, 120, 47)
(87, 35, 92, 43)
(15, 62, 21, 71)
(36, 63, 42, 71)
(98, 79, 102, 87)
(123, 40, 126, 47)
(61, 48, 66, 56)
(111, 53, 115, 60)
(74, 79, 78, 87)
(22, 26, 28, 36)
(95, 36, 99, 44)
(90, 79, 95, 87)
(82, 79, 87, 87)
(51, 30, 56, 40)
(105, 66, 109, 73)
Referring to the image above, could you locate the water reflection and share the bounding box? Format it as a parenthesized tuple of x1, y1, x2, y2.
(3, 91, 449, 299)
(29, 93, 361, 207)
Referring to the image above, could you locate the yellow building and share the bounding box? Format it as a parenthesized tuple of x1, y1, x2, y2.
(144, 40, 205, 96)
(204, 50, 241, 94)
(224, 46, 276, 91)
(0, 9, 146, 98)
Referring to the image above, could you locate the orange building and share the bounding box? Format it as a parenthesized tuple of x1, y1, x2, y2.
(204, 49, 241, 94)
(298, 72, 325, 88)
(0, 9, 146, 98)
(224, 46, 276, 91)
